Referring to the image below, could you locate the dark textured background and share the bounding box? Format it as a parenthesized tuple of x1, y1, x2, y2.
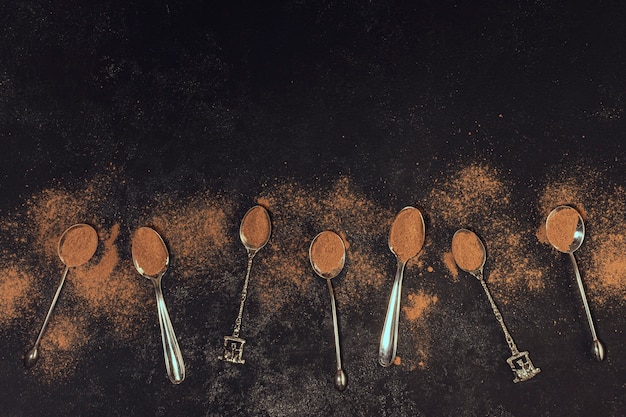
(1, 1, 626, 416)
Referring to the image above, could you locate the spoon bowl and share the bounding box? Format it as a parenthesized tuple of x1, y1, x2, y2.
(546, 205, 585, 254)
(451, 229, 486, 275)
(240, 205, 272, 253)
(310, 231, 347, 392)
(25, 223, 98, 369)
(131, 227, 185, 384)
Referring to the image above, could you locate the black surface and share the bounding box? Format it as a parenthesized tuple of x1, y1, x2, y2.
(1, 1, 626, 416)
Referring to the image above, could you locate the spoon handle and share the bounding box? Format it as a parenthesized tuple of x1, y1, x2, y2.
(326, 279, 346, 391)
(232, 251, 256, 338)
(379, 260, 405, 367)
(153, 278, 185, 384)
(569, 253, 604, 359)
(25, 266, 69, 367)
(476, 273, 519, 355)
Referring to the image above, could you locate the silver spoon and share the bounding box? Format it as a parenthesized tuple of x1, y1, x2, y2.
(379, 207, 424, 367)
(24, 223, 98, 369)
(546, 205, 605, 361)
(219, 205, 271, 364)
(131, 227, 185, 384)
(310, 230, 347, 392)
(452, 229, 541, 383)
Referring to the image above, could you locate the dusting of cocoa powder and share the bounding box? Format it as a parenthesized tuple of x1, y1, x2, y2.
(255, 177, 393, 312)
(240, 206, 271, 249)
(0, 261, 35, 327)
(132, 227, 168, 276)
(401, 290, 438, 369)
(430, 163, 546, 299)
(537, 168, 626, 306)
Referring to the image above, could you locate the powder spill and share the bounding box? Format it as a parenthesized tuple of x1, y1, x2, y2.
(0, 261, 35, 327)
(38, 314, 89, 382)
(255, 177, 393, 312)
(240, 206, 271, 249)
(442, 252, 459, 280)
(430, 163, 546, 300)
(537, 169, 626, 306)
(149, 193, 235, 278)
(401, 290, 438, 368)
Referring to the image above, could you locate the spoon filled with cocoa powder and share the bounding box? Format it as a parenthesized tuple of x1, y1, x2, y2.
(310, 230, 347, 392)
(546, 205, 605, 361)
(452, 229, 541, 383)
(24, 223, 99, 369)
(219, 205, 271, 364)
(379, 207, 425, 368)
(131, 226, 185, 384)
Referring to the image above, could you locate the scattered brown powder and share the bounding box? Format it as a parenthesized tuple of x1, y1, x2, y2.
(132, 227, 168, 276)
(452, 230, 484, 272)
(58, 224, 99, 267)
(430, 163, 546, 300)
(72, 224, 148, 339)
(388, 207, 425, 263)
(255, 177, 393, 312)
(401, 290, 438, 368)
(537, 169, 626, 306)
(310, 231, 345, 277)
(39, 314, 88, 382)
(442, 251, 459, 280)
(150, 193, 234, 277)
(0, 262, 34, 326)
(240, 206, 271, 249)
(545, 206, 580, 252)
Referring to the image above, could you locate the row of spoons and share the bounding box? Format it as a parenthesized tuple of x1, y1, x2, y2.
(23, 204, 603, 391)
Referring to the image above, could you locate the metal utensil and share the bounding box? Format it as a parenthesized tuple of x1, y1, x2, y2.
(220, 205, 271, 364)
(132, 227, 185, 384)
(452, 229, 541, 383)
(546, 205, 605, 361)
(379, 207, 425, 367)
(310, 230, 347, 392)
(24, 223, 98, 369)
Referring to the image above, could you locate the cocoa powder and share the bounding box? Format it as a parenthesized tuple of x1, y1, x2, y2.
(452, 230, 484, 272)
(58, 224, 99, 267)
(132, 227, 168, 276)
(388, 207, 425, 263)
(240, 205, 271, 249)
(546, 206, 580, 252)
(310, 231, 345, 277)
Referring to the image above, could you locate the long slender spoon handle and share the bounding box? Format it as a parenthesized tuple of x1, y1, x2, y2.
(569, 253, 605, 361)
(327, 279, 347, 391)
(475, 271, 519, 355)
(153, 277, 185, 384)
(24, 266, 69, 369)
(232, 251, 256, 338)
(379, 260, 405, 367)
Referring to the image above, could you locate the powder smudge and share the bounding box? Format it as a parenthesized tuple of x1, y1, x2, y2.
(0, 261, 36, 327)
(430, 163, 546, 300)
(401, 290, 438, 369)
(537, 170, 626, 306)
(39, 314, 89, 382)
(255, 177, 393, 313)
(442, 251, 459, 280)
(150, 193, 235, 278)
